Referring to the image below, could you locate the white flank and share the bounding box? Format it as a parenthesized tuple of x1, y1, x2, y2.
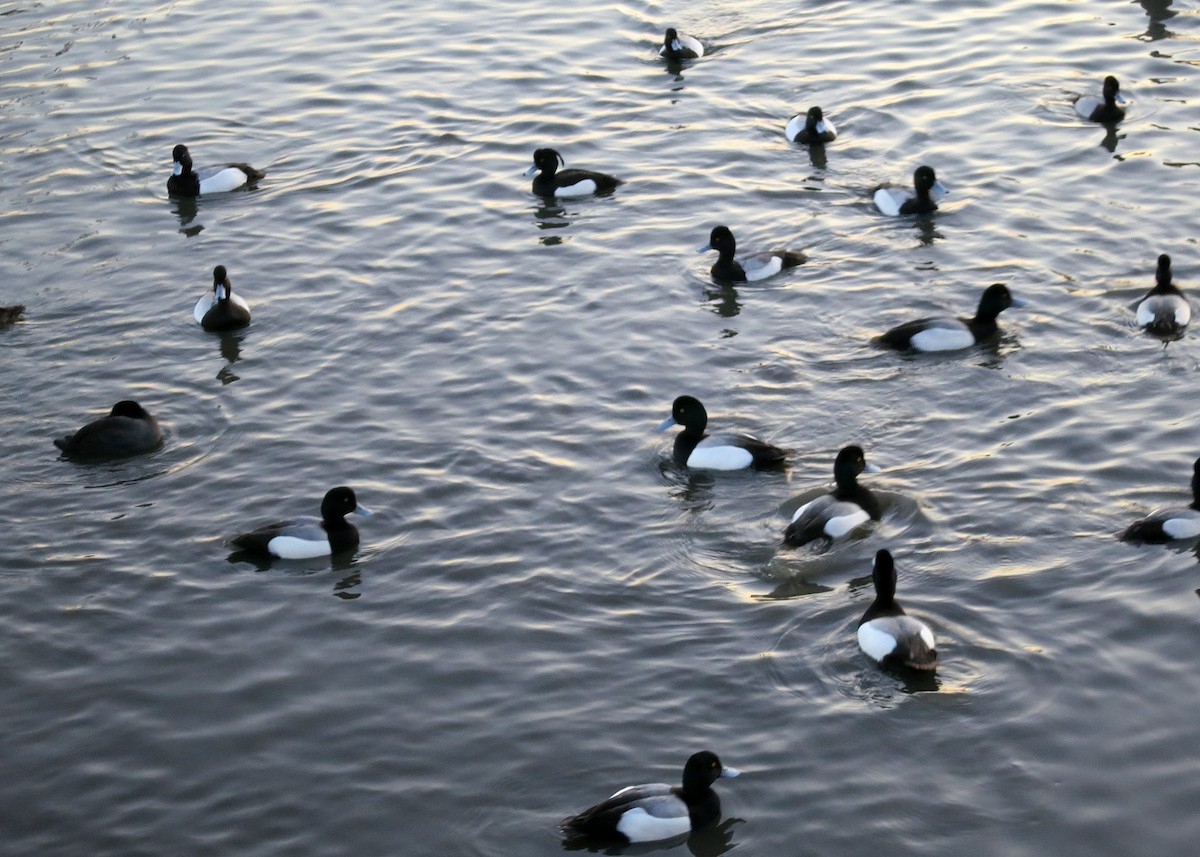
(823, 506, 869, 538)
(1162, 513, 1200, 540)
(688, 444, 754, 471)
(615, 807, 690, 843)
(858, 621, 899, 662)
(676, 34, 704, 57)
(910, 322, 975, 352)
(784, 114, 805, 140)
(818, 117, 836, 137)
(194, 294, 214, 323)
(555, 179, 598, 197)
(742, 254, 784, 282)
(873, 187, 905, 217)
(1137, 295, 1190, 328)
(790, 498, 816, 524)
(199, 166, 250, 194)
(267, 535, 332, 559)
(1074, 95, 1101, 119)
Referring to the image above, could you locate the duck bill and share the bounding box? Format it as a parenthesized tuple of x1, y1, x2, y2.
(656, 416, 678, 431)
(173, 161, 184, 176)
(697, 243, 714, 253)
(864, 463, 882, 473)
(719, 767, 741, 778)
(1009, 296, 1028, 308)
(523, 164, 538, 177)
(352, 505, 374, 517)
(933, 180, 948, 195)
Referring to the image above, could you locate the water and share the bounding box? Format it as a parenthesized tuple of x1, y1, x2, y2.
(2, 0, 1199, 854)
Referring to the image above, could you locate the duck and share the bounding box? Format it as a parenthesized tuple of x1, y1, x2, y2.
(167, 144, 265, 197)
(560, 751, 739, 845)
(1075, 75, 1127, 123)
(194, 265, 252, 331)
(524, 148, 623, 198)
(657, 395, 790, 470)
(785, 106, 837, 144)
(783, 445, 881, 547)
(876, 283, 1026, 352)
(0, 304, 25, 325)
(873, 165, 947, 217)
(230, 486, 372, 559)
(53, 400, 163, 459)
(698, 225, 806, 283)
(659, 27, 704, 60)
(857, 549, 938, 672)
(1122, 458, 1200, 543)
(1135, 254, 1190, 338)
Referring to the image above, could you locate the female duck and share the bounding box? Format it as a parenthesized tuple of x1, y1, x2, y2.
(54, 400, 163, 459)
(1075, 75, 1127, 123)
(168, 144, 265, 197)
(524, 148, 623, 198)
(230, 486, 372, 559)
(1135, 254, 1190, 338)
(657, 395, 790, 470)
(1122, 458, 1200, 543)
(857, 549, 938, 672)
(660, 27, 703, 60)
(877, 283, 1026, 352)
(560, 750, 739, 845)
(698, 225, 806, 282)
(785, 106, 837, 144)
(194, 265, 252, 331)
(873, 165, 948, 217)
(784, 445, 881, 547)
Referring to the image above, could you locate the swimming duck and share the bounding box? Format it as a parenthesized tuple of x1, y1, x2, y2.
(524, 148, 623, 198)
(783, 445, 881, 547)
(194, 265, 252, 331)
(785, 106, 837, 144)
(560, 751, 739, 845)
(1122, 458, 1200, 543)
(1075, 75, 1127, 123)
(857, 549, 938, 672)
(230, 486, 372, 559)
(698, 225, 806, 283)
(1135, 254, 1189, 338)
(167, 144, 265, 197)
(873, 165, 947, 217)
(877, 283, 1026, 352)
(657, 395, 790, 470)
(659, 27, 704, 60)
(53, 400, 163, 459)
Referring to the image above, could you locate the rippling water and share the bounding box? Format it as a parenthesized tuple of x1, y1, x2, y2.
(3, 0, 1200, 854)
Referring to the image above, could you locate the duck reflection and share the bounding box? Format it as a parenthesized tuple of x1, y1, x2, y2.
(1138, 0, 1175, 41)
(170, 196, 204, 237)
(703, 282, 741, 318)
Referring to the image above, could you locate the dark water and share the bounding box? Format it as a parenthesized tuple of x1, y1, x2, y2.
(2, 0, 1199, 854)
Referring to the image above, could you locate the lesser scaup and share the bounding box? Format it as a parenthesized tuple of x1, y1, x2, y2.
(785, 106, 837, 144)
(54, 400, 163, 459)
(194, 265, 252, 331)
(659, 27, 704, 60)
(168, 144, 265, 197)
(1135, 254, 1190, 338)
(230, 486, 372, 559)
(524, 148, 623, 198)
(1122, 458, 1200, 543)
(560, 751, 739, 845)
(857, 549, 938, 672)
(657, 395, 790, 470)
(1075, 75, 1127, 123)
(873, 165, 947, 217)
(877, 283, 1026, 352)
(698, 225, 806, 283)
(784, 445, 881, 547)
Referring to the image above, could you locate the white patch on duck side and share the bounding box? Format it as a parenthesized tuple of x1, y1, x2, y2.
(741, 254, 784, 282)
(194, 294, 215, 323)
(199, 166, 251, 194)
(687, 444, 754, 470)
(873, 187, 907, 217)
(857, 620, 899, 662)
(267, 534, 333, 559)
(1137, 294, 1191, 328)
(822, 504, 870, 538)
(615, 805, 691, 843)
(1074, 95, 1102, 119)
(784, 114, 805, 141)
(817, 117, 836, 137)
(554, 179, 598, 197)
(909, 320, 975, 352)
(1162, 511, 1200, 540)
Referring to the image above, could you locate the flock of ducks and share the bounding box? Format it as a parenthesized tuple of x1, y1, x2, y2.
(2, 22, 1186, 848)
